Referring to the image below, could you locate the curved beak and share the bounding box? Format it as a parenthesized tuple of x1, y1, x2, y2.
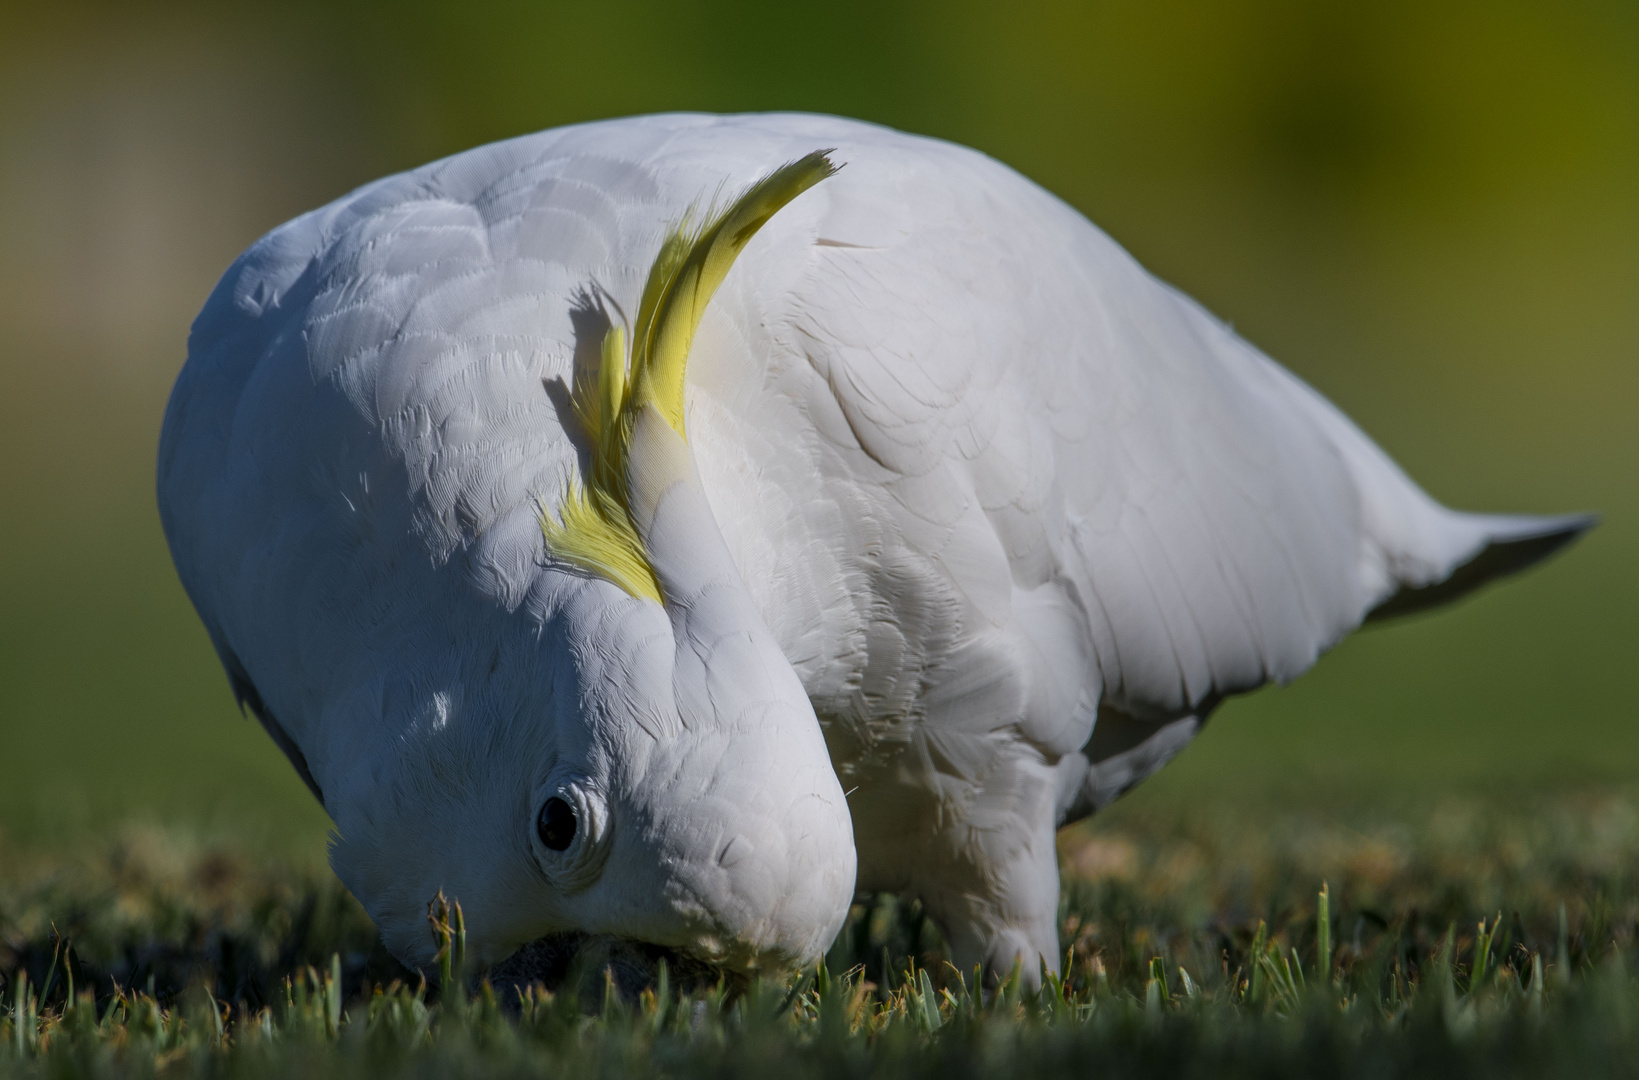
(598, 713, 856, 972)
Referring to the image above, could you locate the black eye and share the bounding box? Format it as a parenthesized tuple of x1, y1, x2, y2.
(537, 797, 577, 851)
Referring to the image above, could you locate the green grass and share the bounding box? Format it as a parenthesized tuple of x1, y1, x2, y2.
(6, 789, 1639, 1077)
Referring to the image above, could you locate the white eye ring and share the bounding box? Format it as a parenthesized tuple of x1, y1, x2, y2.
(530, 774, 609, 893)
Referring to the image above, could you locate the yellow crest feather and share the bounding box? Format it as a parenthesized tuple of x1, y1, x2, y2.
(540, 151, 838, 603)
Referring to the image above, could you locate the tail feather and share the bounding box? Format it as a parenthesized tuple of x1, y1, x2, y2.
(1236, 344, 1595, 625)
(1366, 512, 1595, 621)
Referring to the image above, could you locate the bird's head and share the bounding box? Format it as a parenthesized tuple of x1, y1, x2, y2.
(322, 152, 856, 979)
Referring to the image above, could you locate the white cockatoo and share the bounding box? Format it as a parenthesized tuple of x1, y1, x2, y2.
(158, 113, 1587, 985)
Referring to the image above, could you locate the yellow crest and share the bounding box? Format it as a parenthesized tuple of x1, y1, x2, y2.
(540, 151, 838, 603)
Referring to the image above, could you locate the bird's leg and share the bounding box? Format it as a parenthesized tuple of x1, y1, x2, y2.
(913, 758, 1063, 990)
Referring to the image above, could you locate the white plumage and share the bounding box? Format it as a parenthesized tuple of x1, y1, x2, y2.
(158, 113, 1587, 983)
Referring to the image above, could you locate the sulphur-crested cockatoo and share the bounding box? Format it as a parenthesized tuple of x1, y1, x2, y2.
(158, 112, 1588, 984)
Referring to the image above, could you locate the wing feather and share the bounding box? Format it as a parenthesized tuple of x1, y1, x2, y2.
(760, 131, 1578, 779)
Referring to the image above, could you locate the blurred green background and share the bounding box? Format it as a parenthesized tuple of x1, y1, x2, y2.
(0, 0, 1633, 853)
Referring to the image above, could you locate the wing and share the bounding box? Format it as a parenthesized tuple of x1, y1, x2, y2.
(719, 132, 1587, 817)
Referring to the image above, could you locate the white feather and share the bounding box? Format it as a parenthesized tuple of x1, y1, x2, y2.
(159, 112, 1588, 985)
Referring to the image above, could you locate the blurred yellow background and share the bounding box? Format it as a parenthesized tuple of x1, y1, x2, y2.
(0, 0, 1633, 849)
